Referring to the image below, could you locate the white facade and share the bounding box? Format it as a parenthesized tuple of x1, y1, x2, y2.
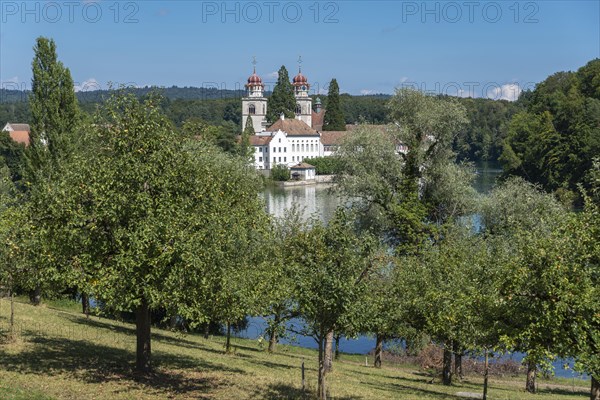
(250, 121, 323, 170)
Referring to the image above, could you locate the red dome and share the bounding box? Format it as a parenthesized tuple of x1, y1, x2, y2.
(292, 72, 309, 87)
(246, 71, 264, 87)
(292, 72, 308, 85)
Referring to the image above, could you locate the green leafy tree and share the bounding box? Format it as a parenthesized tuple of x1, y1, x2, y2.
(238, 117, 255, 164)
(480, 177, 568, 393)
(287, 209, 378, 400)
(322, 79, 346, 131)
(38, 91, 268, 372)
(267, 66, 295, 123)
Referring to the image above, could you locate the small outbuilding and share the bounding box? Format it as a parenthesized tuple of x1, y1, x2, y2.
(290, 162, 316, 181)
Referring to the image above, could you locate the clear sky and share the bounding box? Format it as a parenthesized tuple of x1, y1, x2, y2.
(1, 1, 599, 99)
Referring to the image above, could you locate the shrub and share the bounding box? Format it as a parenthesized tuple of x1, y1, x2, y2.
(271, 164, 290, 181)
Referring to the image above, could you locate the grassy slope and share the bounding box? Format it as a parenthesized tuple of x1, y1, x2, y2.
(0, 299, 590, 400)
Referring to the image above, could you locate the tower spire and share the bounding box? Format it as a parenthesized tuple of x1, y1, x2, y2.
(297, 55, 303, 73)
(252, 55, 257, 73)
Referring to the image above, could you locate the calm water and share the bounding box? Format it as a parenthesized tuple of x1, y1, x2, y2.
(241, 163, 583, 378)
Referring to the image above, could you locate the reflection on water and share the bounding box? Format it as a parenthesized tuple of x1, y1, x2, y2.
(263, 184, 343, 222)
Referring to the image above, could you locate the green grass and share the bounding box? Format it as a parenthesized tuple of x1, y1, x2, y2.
(0, 298, 591, 399)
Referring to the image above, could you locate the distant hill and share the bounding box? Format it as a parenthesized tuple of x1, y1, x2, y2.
(0, 86, 246, 104)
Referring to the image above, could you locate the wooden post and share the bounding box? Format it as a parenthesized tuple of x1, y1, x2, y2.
(483, 351, 489, 400)
(301, 361, 305, 392)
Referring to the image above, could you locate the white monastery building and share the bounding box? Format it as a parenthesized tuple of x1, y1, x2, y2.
(241, 65, 406, 171)
(242, 66, 330, 170)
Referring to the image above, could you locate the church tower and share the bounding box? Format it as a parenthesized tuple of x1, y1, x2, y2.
(292, 58, 312, 127)
(242, 61, 268, 133)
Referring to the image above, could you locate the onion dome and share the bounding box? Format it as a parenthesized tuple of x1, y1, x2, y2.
(245, 69, 264, 88)
(292, 71, 308, 87)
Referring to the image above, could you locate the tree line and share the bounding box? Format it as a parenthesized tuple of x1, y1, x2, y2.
(0, 38, 599, 400)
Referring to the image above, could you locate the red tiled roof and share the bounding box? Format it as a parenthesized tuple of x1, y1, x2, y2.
(290, 162, 315, 169)
(9, 131, 30, 145)
(7, 123, 30, 132)
(320, 131, 347, 146)
(311, 110, 324, 131)
(248, 135, 273, 146)
(267, 118, 319, 136)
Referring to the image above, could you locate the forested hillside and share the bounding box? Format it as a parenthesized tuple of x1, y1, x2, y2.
(501, 59, 600, 200)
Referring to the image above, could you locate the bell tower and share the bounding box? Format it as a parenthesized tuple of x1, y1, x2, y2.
(242, 57, 268, 132)
(292, 56, 312, 127)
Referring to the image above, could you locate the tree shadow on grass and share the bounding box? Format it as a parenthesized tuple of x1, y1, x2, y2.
(61, 314, 238, 357)
(252, 382, 361, 400)
(360, 379, 472, 400)
(537, 386, 588, 397)
(0, 336, 245, 396)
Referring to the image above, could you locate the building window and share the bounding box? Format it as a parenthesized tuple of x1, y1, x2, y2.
(284, 147, 287, 152)
(273, 157, 276, 163)
(249, 104, 255, 115)
(279, 147, 281, 152)
(295, 103, 301, 115)
(302, 144, 305, 151)
(262, 104, 266, 114)
(292, 144, 295, 152)
(279, 138, 281, 143)
(279, 157, 281, 162)
(311, 144, 314, 152)
(259, 157, 263, 162)
(284, 157, 286, 162)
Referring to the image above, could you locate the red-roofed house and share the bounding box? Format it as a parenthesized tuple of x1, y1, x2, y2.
(2, 123, 30, 146)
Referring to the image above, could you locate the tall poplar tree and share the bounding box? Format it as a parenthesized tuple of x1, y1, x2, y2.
(267, 66, 295, 123)
(23, 37, 80, 306)
(27, 36, 80, 175)
(322, 79, 346, 131)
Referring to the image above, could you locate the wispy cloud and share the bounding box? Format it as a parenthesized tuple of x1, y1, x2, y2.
(266, 71, 278, 79)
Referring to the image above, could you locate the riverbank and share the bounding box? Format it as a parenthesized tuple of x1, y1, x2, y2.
(0, 298, 590, 400)
(275, 174, 335, 187)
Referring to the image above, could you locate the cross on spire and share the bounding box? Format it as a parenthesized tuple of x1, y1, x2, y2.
(252, 56, 257, 73)
(298, 55, 303, 72)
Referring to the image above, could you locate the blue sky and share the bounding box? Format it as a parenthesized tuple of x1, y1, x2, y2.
(1, 1, 598, 99)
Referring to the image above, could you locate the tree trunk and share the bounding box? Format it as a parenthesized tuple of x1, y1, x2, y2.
(374, 334, 384, 368)
(29, 286, 41, 306)
(526, 361, 536, 393)
(135, 298, 151, 373)
(268, 330, 278, 353)
(591, 376, 600, 400)
(268, 313, 280, 353)
(442, 345, 453, 386)
(225, 321, 232, 353)
(334, 334, 340, 360)
(483, 351, 489, 400)
(325, 330, 334, 372)
(453, 341, 463, 380)
(318, 335, 327, 400)
(169, 315, 178, 330)
(81, 292, 90, 318)
(203, 321, 210, 339)
(9, 287, 15, 339)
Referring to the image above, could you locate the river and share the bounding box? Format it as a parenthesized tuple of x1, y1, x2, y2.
(241, 162, 584, 379)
